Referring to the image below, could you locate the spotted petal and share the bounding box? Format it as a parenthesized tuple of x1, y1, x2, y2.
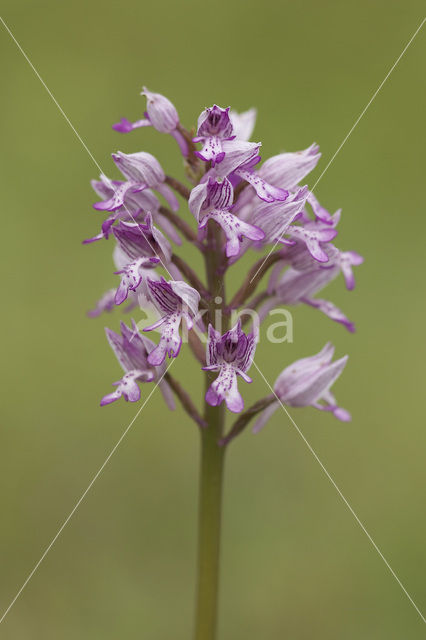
(214, 140, 261, 178)
(101, 370, 147, 405)
(288, 225, 338, 262)
(114, 257, 159, 305)
(200, 209, 264, 257)
(235, 168, 288, 203)
(194, 136, 225, 166)
(205, 365, 244, 413)
(145, 313, 183, 365)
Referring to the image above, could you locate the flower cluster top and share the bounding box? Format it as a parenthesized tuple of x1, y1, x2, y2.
(85, 87, 363, 442)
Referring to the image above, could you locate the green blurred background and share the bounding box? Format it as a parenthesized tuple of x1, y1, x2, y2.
(1, 1, 425, 638)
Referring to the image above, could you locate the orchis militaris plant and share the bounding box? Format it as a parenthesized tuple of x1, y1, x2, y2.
(84, 88, 363, 640)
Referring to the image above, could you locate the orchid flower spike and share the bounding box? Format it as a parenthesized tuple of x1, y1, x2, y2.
(88, 88, 362, 436)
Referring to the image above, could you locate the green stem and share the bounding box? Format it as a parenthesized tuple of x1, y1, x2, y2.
(194, 221, 227, 640)
(194, 394, 225, 640)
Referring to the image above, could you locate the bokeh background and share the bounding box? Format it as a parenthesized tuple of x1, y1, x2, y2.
(1, 1, 425, 638)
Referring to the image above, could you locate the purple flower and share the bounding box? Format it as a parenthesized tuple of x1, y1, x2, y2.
(141, 87, 179, 133)
(216, 143, 289, 203)
(266, 256, 340, 307)
(93, 152, 179, 212)
(85, 174, 162, 242)
(193, 105, 287, 203)
(231, 143, 323, 213)
(193, 105, 235, 166)
(92, 173, 160, 216)
(261, 239, 363, 331)
(237, 193, 338, 261)
(286, 222, 338, 263)
(203, 321, 256, 413)
(85, 174, 182, 245)
(87, 288, 116, 318)
(111, 214, 171, 305)
(112, 88, 188, 156)
(114, 256, 159, 305)
(113, 213, 171, 262)
(273, 210, 358, 268)
(101, 320, 175, 407)
(144, 278, 200, 365)
(189, 177, 265, 257)
(113, 88, 178, 133)
(252, 343, 350, 431)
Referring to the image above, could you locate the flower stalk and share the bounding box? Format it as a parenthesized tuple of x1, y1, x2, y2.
(165, 174, 192, 200)
(228, 250, 284, 309)
(159, 205, 200, 244)
(164, 372, 207, 429)
(193, 222, 228, 639)
(194, 382, 226, 640)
